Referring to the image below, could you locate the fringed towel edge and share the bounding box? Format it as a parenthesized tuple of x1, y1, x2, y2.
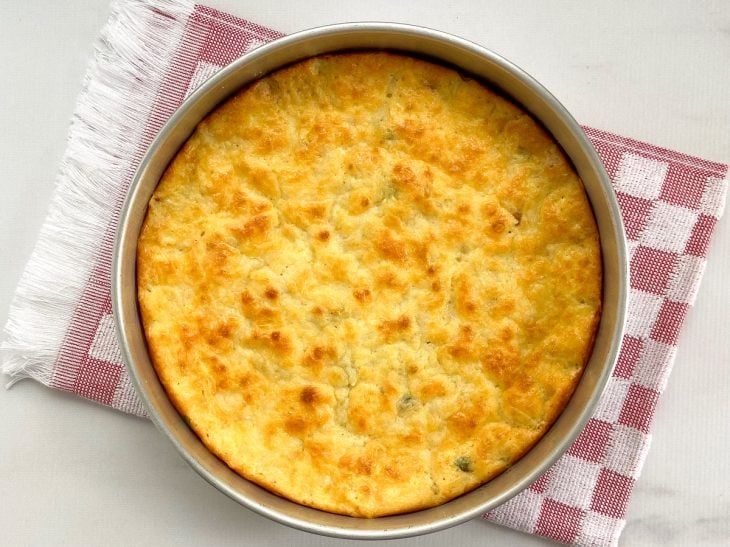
(0, 0, 194, 387)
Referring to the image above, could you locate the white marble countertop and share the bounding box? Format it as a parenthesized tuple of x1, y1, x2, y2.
(1, 1, 728, 545)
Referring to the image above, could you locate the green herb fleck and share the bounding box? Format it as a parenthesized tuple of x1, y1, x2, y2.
(313, 58, 331, 76)
(515, 146, 531, 160)
(455, 456, 474, 473)
(397, 394, 417, 415)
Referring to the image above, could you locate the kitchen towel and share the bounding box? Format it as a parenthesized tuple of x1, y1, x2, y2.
(1, 0, 727, 545)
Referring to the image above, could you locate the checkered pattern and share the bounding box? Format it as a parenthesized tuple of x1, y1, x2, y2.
(1, 1, 727, 546)
(486, 129, 727, 544)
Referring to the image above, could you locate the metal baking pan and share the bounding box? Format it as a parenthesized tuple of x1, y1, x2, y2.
(112, 22, 628, 539)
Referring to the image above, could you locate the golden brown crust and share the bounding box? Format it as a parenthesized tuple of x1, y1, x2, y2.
(137, 52, 602, 517)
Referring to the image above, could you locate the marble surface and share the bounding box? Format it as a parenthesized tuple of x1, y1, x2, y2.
(1, 1, 728, 545)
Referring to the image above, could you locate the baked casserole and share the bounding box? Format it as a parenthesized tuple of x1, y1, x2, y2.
(137, 52, 602, 517)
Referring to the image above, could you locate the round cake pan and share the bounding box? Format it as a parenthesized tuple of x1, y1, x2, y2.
(113, 22, 628, 539)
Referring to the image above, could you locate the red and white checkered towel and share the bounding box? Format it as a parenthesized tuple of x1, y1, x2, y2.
(1, 1, 727, 545)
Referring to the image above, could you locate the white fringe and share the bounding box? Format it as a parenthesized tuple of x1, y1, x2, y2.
(0, 0, 194, 386)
